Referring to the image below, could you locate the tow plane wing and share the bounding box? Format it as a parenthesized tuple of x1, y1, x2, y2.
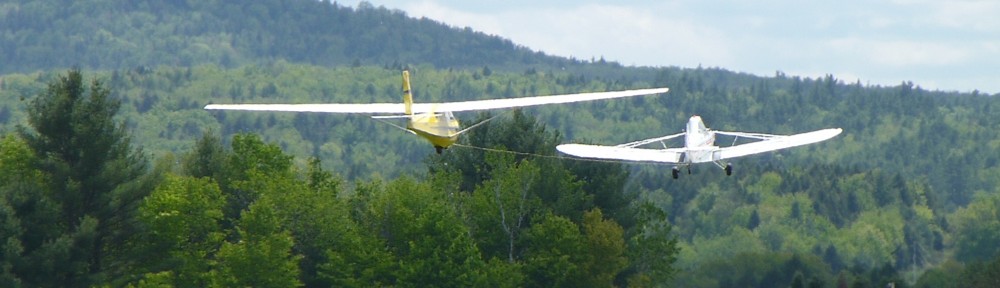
(716, 128, 843, 160)
(556, 144, 684, 163)
(558, 129, 842, 163)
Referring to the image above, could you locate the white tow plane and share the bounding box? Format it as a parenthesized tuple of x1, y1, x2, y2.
(557, 115, 842, 178)
(206, 71, 669, 154)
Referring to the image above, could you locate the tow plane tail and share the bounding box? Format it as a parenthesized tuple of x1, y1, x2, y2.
(402, 70, 414, 115)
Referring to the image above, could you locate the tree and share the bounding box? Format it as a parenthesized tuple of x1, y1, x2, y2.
(626, 202, 679, 286)
(914, 260, 962, 288)
(748, 209, 761, 230)
(469, 153, 541, 262)
(0, 134, 51, 288)
(522, 213, 587, 288)
(430, 110, 561, 192)
(214, 199, 302, 287)
(13, 69, 151, 286)
(579, 208, 627, 286)
(267, 157, 391, 287)
(221, 133, 294, 221)
(181, 131, 226, 180)
(370, 177, 503, 287)
(950, 192, 1000, 263)
(133, 174, 226, 287)
(956, 254, 1000, 288)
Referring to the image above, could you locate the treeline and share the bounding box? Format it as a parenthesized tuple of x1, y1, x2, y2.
(1, 70, 678, 287)
(2, 65, 1000, 286)
(3, 63, 998, 211)
(4, 67, 1000, 287)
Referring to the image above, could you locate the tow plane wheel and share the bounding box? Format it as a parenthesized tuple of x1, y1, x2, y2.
(671, 167, 680, 179)
(435, 146, 444, 154)
(725, 163, 733, 176)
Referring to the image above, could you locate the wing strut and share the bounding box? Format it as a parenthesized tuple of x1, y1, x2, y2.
(455, 114, 501, 136)
(371, 116, 416, 135)
(616, 132, 685, 148)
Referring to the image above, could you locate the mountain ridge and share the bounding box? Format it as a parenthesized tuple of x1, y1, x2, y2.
(1, 0, 621, 74)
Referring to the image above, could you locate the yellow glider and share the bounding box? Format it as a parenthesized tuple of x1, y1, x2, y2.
(206, 71, 669, 153)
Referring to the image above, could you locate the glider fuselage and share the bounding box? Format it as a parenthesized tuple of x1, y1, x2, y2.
(406, 111, 460, 152)
(400, 71, 462, 153)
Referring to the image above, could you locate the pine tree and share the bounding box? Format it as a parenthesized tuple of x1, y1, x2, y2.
(14, 69, 151, 286)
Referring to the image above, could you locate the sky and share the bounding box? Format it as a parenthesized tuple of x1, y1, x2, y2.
(339, 0, 999, 94)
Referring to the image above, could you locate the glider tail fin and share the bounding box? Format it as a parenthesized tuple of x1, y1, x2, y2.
(402, 70, 414, 115)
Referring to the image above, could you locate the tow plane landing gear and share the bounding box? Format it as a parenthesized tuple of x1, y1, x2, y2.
(671, 166, 691, 179)
(672, 163, 732, 179)
(712, 161, 733, 177)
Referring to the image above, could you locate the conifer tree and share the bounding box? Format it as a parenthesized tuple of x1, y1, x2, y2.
(14, 69, 150, 286)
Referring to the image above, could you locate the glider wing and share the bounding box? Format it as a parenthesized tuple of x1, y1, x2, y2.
(430, 87, 668, 112)
(204, 103, 407, 114)
(204, 87, 668, 114)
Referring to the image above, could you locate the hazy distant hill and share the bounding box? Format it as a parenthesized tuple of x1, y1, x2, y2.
(0, 0, 596, 73)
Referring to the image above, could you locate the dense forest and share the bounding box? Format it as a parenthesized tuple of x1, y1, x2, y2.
(2, 0, 1000, 287)
(0, 0, 610, 73)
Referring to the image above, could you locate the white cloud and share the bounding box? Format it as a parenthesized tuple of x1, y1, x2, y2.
(830, 38, 972, 67)
(929, 1, 1000, 32)
(502, 4, 734, 67)
(396, 2, 734, 68)
(404, 1, 506, 35)
(340, 0, 1000, 93)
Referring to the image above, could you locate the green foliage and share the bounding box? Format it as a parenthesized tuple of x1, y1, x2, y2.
(181, 131, 225, 180)
(135, 174, 225, 287)
(6, 69, 152, 286)
(222, 133, 294, 220)
(955, 255, 1000, 288)
(674, 252, 832, 288)
(0, 0, 585, 74)
(949, 191, 1000, 262)
(579, 208, 628, 286)
(468, 152, 542, 262)
(522, 213, 587, 288)
(913, 260, 962, 288)
(627, 202, 680, 285)
(0, 64, 997, 288)
(367, 176, 495, 287)
(214, 199, 302, 287)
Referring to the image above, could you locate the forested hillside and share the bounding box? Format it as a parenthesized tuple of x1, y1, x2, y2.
(2, 0, 1000, 287)
(0, 0, 597, 74)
